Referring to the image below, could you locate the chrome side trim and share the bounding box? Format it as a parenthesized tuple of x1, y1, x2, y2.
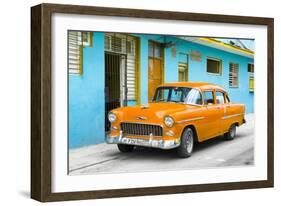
(176, 117, 205, 124)
(222, 113, 244, 120)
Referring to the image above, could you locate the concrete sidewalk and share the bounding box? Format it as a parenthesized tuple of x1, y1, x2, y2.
(69, 114, 254, 175)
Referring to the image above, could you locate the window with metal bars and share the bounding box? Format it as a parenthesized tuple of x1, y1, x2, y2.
(229, 63, 239, 87)
(104, 33, 127, 54)
(104, 33, 138, 101)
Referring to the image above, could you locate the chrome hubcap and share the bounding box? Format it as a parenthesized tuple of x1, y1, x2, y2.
(186, 131, 193, 153)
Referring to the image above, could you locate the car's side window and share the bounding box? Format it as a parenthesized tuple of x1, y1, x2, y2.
(216, 91, 225, 104)
(203, 91, 215, 105)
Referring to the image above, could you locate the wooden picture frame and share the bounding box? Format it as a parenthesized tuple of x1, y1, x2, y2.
(31, 3, 274, 202)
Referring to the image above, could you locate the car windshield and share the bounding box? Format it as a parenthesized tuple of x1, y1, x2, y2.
(153, 87, 202, 105)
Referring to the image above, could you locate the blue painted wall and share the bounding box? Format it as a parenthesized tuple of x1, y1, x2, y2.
(69, 32, 105, 148)
(69, 32, 254, 148)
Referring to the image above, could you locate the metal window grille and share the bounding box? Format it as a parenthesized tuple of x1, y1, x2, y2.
(229, 63, 239, 87)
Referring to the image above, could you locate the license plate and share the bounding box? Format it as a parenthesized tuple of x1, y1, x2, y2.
(121, 138, 145, 145)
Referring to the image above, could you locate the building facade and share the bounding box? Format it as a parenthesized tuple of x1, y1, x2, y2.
(68, 32, 254, 148)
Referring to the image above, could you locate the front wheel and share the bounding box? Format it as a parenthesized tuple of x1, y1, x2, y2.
(117, 144, 135, 153)
(177, 127, 194, 158)
(224, 124, 236, 140)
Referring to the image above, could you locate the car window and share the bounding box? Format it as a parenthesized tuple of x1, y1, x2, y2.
(216, 91, 225, 104)
(156, 88, 169, 101)
(183, 89, 202, 105)
(204, 91, 214, 105)
(153, 87, 202, 105)
(170, 89, 184, 102)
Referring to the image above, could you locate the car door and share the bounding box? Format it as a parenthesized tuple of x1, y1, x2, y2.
(200, 90, 222, 140)
(215, 90, 227, 135)
(223, 93, 237, 132)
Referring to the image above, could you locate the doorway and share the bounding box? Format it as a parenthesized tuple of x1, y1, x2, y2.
(104, 33, 139, 131)
(104, 52, 125, 131)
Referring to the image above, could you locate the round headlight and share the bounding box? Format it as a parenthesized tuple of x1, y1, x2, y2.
(108, 112, 117, 123)
(164, 116, 174, 128)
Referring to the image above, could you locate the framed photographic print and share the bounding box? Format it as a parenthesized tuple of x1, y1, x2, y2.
(31, 3, 274, 202)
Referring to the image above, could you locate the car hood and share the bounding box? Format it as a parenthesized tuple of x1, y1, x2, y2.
(113, 102, 197, 123)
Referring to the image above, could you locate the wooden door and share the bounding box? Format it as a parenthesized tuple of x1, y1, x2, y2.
(148, 41, 163, 101)
(148, 58, 163, 101)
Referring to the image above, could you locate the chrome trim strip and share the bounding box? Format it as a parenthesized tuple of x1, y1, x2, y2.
(176, 117, 205, 124)
(121, 121, 164, 128)
(222, 113, 244, 120)
(123, 134, 163, 138)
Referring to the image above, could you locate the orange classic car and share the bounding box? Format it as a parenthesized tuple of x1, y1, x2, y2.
(106, 82, 246, 158)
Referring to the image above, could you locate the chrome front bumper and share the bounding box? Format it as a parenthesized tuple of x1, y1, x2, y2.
(105, 132, 180, 150)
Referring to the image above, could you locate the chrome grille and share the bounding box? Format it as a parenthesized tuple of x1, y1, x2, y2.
(121, 122, 163, 137)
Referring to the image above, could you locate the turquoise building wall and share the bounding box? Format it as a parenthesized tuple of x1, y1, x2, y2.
(69, 32, 254, 148)
(69, 32, 105, 148)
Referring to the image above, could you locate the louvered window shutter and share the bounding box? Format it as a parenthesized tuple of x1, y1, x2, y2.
(126, 39, 137, 100)
(68, 31, 82, 74)
(229, 63, 239, 87)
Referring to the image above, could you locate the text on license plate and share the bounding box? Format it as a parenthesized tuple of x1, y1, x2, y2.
(121, 138, 145, 144)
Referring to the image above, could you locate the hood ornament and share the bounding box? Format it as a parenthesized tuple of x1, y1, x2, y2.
(136, 116, 147, 120)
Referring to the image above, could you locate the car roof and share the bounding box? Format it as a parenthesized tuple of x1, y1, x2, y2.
(158, 82, 227, 92)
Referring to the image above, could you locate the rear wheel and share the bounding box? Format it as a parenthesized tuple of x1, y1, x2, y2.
(177, 127, 194, 158)
(224, 124, 236, 140)
(117, 144, 134, 152)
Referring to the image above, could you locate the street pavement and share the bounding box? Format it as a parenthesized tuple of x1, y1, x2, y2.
(69, 114, 254, 175)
